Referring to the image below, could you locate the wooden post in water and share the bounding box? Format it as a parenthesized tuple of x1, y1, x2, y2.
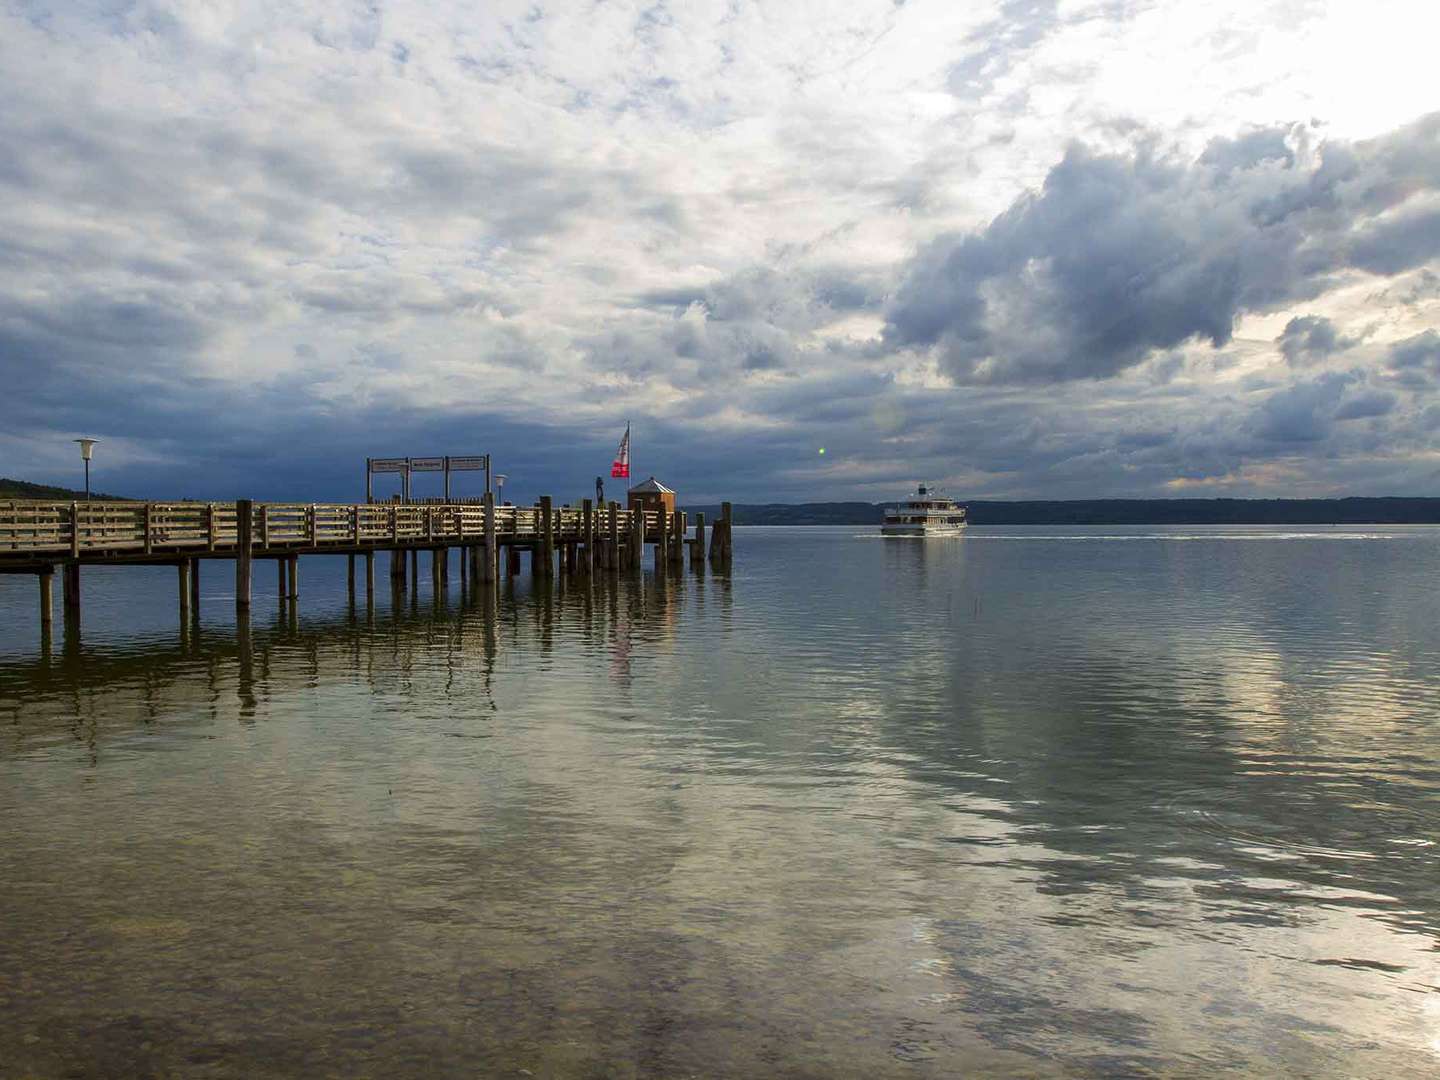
(364, 551, 375, 598)
(581, 498, 594, 575)
(178, 560, 192, 622)
(278, 558, 287, 600)
(39, 566, 54, 630)
(654, 508, 668, 571)
(607, 501, 620, 571)
(235, 500, 253, 612)
(63, 562, 81, 615)
(710, 501, 733, 563)
(409, 548, 419, 586)
(190, 558, 200, 616)
(631, 507, 645, 570)
(287, 555, 299, 599)
(508, 546, 522, 576)
(481, 492, 497, 583)
(670, 511, 685, 568)
(391, 548, 406, 588)
(539, 496, 555, 579)
(432, 548, 443, 592)
(347, 554, 356, 600)
(692, 513, 705, 570)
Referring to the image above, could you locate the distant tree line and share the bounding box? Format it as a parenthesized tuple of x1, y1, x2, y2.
(0, 477, 126, 501)
(682, 498, 1440, 526)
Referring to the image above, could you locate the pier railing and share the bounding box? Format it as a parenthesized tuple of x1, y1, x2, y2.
(0, 500, 662, 559)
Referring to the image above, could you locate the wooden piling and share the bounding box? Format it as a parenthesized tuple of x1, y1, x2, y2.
(235, 499, 253, 612)
(409, 548, 419, 586)
(692, 513, 705, 569)
(39, 566, 54, 629)
(347, 554, 356, 599)
(669, 511, 685, 567)
(278, 558, 287, 600)
(190, 557, 200, 615)
(63, 562, 81, 613)
(540, 496, 555, 579)
(581, 498, 594, 575)
(364, 551, 375, 597)
(432, 548, 443, 591)
(481, 492, 497, 583)
(631, 506, 645, 570)
(287, 555, 299, 599)
(607, 501, 620, 571)
(178, 560, 192, 621)
(710, 501, 733, 563)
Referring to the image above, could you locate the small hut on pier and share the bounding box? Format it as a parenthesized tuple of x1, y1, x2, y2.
(627, 477, 675, 516)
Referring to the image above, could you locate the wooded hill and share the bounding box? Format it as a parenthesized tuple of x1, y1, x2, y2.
(0, 477, 126, 501)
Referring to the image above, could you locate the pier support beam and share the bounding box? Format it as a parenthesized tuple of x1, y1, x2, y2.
(507, 546, 522, 576)
(39, 566, 54, 630)
(581, 498, 594, 575)
(178, 560, 192, 622)
(364, 551, 375, 598)
(286, 555, 298, 599)
(235, 500, 253, 612)
(278, 558, 287, 600)
(481, 492, 497, 583)
(607, 501, 620, 571)
(539, 496, 555, 579)
(631, 506, 645, 570)
(670, 512, 685, 568)
(692, 513, 705, 570)
(347, 554, 356, 600)
(391, 548, 406, 588)
(190, 558, 201, 616)
(62, 562, 81, 614)
(409, 549, 419, 587)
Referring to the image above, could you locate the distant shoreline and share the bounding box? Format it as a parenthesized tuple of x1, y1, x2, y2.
(682, 498, 1440, 527)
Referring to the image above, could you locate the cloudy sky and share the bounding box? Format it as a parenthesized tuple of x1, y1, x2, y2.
(2, 1, 1438, 503)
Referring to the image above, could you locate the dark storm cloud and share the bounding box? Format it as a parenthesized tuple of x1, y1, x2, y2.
(1387, 330, 1440, 380)
(1276, 315, 1351, 365)
(884, 113, 1440, 385)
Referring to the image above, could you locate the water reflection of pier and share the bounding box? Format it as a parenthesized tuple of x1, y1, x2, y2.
(0, 570, 732, 759)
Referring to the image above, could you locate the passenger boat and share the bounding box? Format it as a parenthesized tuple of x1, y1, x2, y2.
(881, 484, 967, 536)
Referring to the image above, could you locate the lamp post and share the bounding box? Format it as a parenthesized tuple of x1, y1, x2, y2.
(494, 474, 507, 505)
(74, 438, 97, 499)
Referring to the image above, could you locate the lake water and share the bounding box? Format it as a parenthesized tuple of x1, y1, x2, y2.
(2, 525, 1438, 1077)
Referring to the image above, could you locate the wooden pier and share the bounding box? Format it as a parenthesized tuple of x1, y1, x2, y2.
(1, 496, 733, 631)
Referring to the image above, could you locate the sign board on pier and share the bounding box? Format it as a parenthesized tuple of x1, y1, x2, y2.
(370, 458, 408, 473)
(409, 457, 446, 472)
(447, 455, 488, 471)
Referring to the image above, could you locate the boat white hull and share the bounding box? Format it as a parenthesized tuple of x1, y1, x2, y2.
(880, 523, 967, 536)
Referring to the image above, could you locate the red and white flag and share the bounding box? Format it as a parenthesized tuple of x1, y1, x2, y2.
(610, 423, 630, 479)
